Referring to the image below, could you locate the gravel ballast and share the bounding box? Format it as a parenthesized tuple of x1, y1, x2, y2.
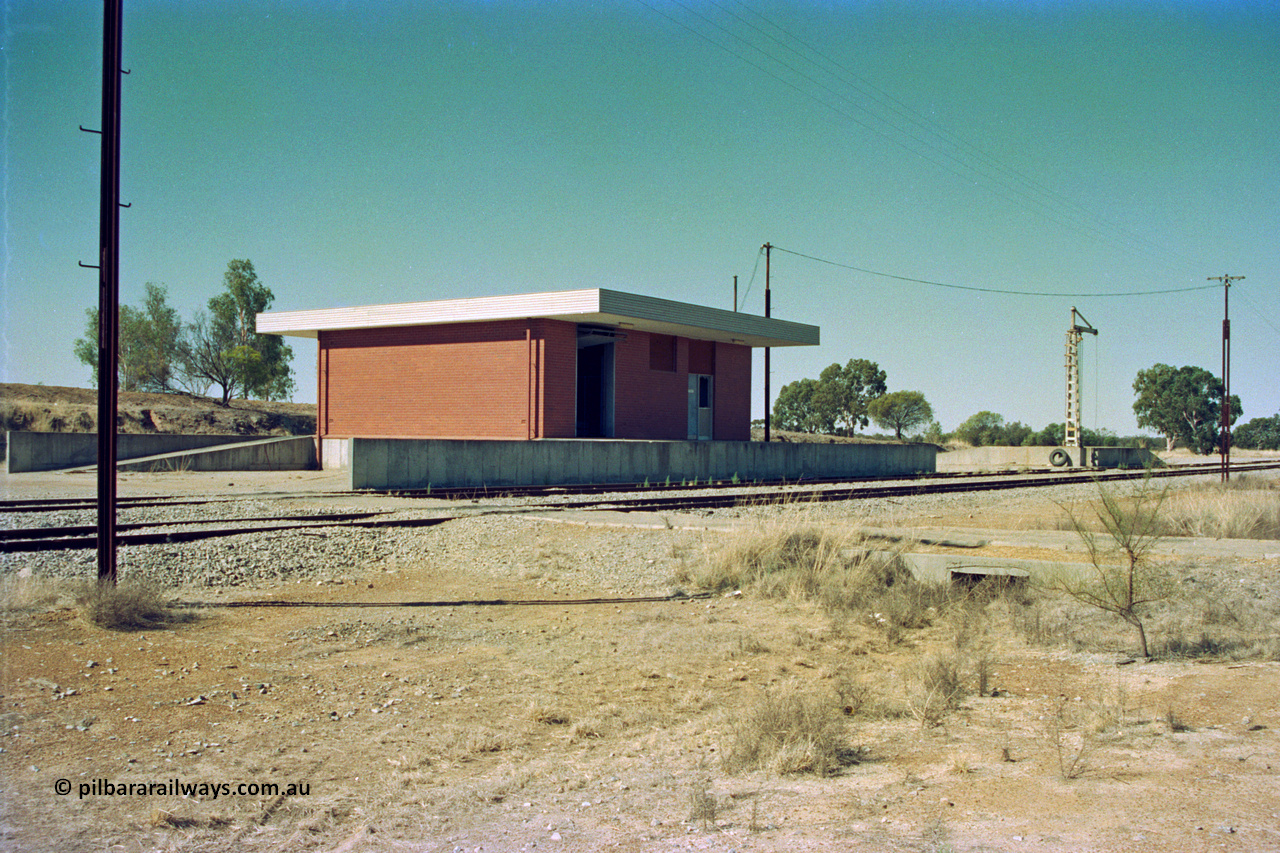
(2, 470, 1273, 595)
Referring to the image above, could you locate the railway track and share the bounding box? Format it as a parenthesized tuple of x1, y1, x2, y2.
(2, 460, 1276, 555)
(3, 459, 1270, 513)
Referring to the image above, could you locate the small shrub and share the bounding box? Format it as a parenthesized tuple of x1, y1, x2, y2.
(75, 580, 183, 631)
(689, 780, 717, 828)
(1165, 706, 1192, 733)
(1050, 477, 1175, 658)
(723, 688, 855, 776)
(903, 652, 966, 727)
(692, 520, 951, 637)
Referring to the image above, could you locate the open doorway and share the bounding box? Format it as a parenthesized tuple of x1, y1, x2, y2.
(576, 326, 616, 437)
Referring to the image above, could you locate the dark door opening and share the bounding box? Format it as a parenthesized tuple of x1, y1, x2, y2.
(576, 333, 615, 437)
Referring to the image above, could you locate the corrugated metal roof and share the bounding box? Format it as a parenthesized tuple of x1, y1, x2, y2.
(256, 288, 819, 348)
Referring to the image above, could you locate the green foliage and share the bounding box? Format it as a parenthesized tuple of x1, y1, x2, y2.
(181, 260, 294, 404)
(73, 283, 184, 392)
(771, 377, 830, 433)
(1002, 420, 1033, 447)
(1132, 363, 1240, 454)
(953, 411, 1005, 446)
(1233, 413, 1280, 450)
(1023, 423, 1063, 446)
(771, 359, 886, 435)
(868, 390, 933, 440)
(917, 419, 946, 445)
(815, 359, 887, 433)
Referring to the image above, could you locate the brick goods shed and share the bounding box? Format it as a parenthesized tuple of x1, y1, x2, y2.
(257, 289, 819, 454)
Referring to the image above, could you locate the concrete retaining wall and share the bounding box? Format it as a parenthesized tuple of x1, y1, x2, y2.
(349, 438, 936, 490)
(937, 445, 1158, 472)
(112, 436, 316, 472)
(7, 432, 258, 473)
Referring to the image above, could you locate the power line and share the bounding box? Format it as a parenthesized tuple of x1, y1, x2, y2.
(736, 245, 763, 311)
(637, 0, 1207, 272)
(771, 245, 1221, 298)
(723, 0, 1200, 269)
(1235, 287, 1280, 338)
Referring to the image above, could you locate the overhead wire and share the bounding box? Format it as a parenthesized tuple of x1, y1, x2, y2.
(769, 245, 1220, 298)
(637, 0, 1210, 273)
(736, 245, 763, 311)
(1235, 287, 1280, 339)
(722, 0, 1202, 269)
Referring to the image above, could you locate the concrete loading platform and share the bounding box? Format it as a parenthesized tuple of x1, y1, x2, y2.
(347, 437, 937, 490)
(936, 445, 1159, 473)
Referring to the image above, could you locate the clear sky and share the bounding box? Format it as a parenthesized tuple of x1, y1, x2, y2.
(3, 0, 1277, 436)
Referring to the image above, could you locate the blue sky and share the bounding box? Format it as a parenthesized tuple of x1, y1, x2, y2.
(3, 0, 1277, 435)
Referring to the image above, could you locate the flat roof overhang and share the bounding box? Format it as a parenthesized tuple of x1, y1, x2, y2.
(256, 288, 819, 348)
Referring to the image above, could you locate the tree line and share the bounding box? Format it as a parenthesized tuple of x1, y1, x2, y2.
(769, 359, 934, 440)
(73, 260, 294, 405)
(768, 357, 1276, 452)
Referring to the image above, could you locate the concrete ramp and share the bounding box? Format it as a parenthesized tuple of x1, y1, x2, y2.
(62, 435, 316, 473)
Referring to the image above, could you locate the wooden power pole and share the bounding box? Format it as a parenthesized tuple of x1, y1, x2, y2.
(1208, 274, 1244, 482)
(763, 243, 771, 443)
(82, 0, 126, 584)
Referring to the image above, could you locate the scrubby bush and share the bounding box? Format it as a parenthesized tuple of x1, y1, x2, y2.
(723, 687, 855, 775)
(75, 580, 184, 630)
(686, 520, 950, 635)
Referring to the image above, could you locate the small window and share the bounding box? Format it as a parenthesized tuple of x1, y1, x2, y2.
(698, 375, 711, 408)
(649, 333, 676, 372)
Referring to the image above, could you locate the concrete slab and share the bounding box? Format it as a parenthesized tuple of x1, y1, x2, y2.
(937, 445, 1159, 473)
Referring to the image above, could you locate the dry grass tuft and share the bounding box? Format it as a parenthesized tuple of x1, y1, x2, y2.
(723, 686, 856, 776)
(1161, 477, 1280, 540)
(526, 698, 571, 726)
(74, 579, 187, 631)
(0, 575, 67, 614)
(687, 518, 952, 636)
(902, 652, 967, 727)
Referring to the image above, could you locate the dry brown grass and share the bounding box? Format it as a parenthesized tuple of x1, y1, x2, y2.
(73, 579, 188, 631)
(0, 399, 97, 434)
(1161, 477, 1280, 540)
(722, 685, 856, 776)
(684, 516, 953, 638)
(0, 575, 67, 614)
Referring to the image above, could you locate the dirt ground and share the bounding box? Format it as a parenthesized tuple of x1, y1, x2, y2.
(1, 472, 1279, 853)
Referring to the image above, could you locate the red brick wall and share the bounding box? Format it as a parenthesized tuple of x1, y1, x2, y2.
(713, 342, 751, 441)
(316, 321, 751, 441)
(535, 320, 577, 438)
(613, 331, 689, 440)
(319, 319, 579, 440)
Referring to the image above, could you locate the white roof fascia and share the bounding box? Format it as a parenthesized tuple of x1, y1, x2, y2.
(256, 288, 819, 348)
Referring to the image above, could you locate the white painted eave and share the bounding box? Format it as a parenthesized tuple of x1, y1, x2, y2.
(256, 288, 819, 348)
